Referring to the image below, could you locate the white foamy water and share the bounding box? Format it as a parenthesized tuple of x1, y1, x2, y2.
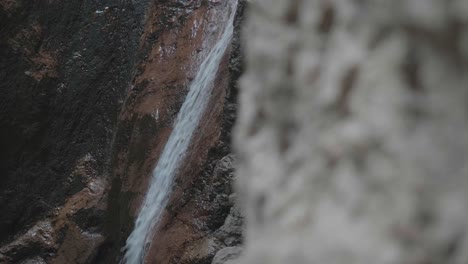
(122, 1, 238, 263)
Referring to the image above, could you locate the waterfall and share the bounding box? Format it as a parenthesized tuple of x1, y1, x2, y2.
(122, 1, 238, 263)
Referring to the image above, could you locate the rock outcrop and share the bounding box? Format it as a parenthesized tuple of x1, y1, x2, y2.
(212, 246, 242, 264)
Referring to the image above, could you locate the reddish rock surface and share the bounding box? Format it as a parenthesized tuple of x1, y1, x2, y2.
(0, 0, 245, 263)
(104, 1, 245, 263)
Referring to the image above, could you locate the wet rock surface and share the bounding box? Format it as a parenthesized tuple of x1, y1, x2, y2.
(0, 0, 246, 263)
(1, 0, 150, 261)
(141, 2, 246, 263)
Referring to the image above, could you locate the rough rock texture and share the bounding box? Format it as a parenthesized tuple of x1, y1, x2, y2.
(1, 0, 245, 263)
(133, 2, 247, 261)
(236, 0, 468, 264)
(212, 246, 242, 264)
(0, 0, 150, 262)
(102, 1, 246, 263)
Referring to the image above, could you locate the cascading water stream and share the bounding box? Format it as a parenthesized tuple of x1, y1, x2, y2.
(122, 1, 238, 263)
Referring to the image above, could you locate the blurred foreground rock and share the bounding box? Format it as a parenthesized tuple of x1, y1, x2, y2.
(236, 0, 468, 263)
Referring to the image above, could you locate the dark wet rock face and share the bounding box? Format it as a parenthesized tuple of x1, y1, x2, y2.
(0, 0, 246, 263)
(0, 0, 149, 243)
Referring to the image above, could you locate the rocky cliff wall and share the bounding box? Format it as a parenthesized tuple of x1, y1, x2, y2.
(1, 0, 150, 262)
(104, 1, 245, 263)
(0, 0, 245, 263)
